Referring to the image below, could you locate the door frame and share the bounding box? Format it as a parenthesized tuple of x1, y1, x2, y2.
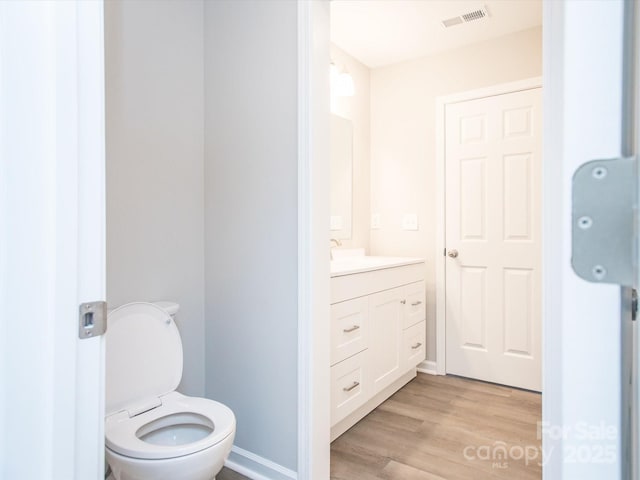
(434, 76, 543, 376)
(297, 2, 331, 480)
(305, 1, 627, 477)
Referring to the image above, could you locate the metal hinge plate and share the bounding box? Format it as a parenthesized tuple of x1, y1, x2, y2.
(78, 301, 107, 339)
(571, 156, 637, 286)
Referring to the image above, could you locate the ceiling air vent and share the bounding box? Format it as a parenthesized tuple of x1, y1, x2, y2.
(441, 6, 490, 28)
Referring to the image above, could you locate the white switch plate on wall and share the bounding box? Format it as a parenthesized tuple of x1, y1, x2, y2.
(371, 213, 380, 229)
(330, 215, 343, 231)
(402, 213, 418, 231)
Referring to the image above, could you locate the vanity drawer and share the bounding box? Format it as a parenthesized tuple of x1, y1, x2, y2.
(403, 280, 426, 329)
(331, 349, 370, 426)
(403, 321, 426, 369)
(331, 262, 424, 304)
(331, 297, 369, 366)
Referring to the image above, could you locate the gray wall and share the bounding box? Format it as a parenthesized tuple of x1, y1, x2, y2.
(203, 0, 299, 471)
(106, 0, 301, 469)
(105, 0, 206, 396)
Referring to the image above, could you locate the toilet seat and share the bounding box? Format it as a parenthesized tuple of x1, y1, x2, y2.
(106, 391, 235, 460)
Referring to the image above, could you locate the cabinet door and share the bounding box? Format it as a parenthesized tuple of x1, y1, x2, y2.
(331, 297, 369, 366)
(403, 280, 426, 329)
(369, 286, 404, 394)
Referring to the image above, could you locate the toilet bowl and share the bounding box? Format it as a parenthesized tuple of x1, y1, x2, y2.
(105, 302, 235, 480)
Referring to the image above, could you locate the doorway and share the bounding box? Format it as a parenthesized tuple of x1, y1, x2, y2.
(327, 0, 545, 477)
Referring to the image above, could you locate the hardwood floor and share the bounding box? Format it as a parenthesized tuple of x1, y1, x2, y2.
(218, 374, 541, 480)
(217, 467, 250, 480)
(331, 373, 542, 480)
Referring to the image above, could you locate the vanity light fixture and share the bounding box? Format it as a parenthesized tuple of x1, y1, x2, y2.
(330, 62, 355, 97)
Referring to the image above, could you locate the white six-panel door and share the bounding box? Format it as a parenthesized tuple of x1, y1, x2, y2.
(445, 88, 542, 391)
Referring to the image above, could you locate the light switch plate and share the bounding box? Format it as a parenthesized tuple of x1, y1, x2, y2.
(371, 213, 381, 229)
(402, 213, 418, 231)
(330, 215, 343, 231)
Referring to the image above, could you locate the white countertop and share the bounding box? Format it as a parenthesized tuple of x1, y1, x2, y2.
(330, 256, 425, 277)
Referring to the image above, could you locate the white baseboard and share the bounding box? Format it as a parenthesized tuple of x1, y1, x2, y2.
(225, 446, 297, 480)
(417, 360, 439, 375)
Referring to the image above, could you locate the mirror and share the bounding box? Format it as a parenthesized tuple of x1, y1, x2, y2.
(330, 114, 353, 240)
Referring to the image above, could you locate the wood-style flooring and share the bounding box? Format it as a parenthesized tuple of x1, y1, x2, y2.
(217, 467, 250, 480)
(331, 373, 542, 480)
(218, 373, 541, 480)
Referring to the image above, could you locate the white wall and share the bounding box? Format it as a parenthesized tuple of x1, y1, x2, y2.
(369, 27, 542, 361)
(203, 0, 299, 473)
(105, 0, 206, 396)
(331, 44, 370, 252)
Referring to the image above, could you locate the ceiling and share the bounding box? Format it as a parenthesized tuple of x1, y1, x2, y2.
(330, 0, 542, 68)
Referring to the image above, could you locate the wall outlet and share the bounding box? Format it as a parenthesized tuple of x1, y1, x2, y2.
(330, 215, 343, 231)
(371, 213, 381, 229)
(402, 213, 418, 231)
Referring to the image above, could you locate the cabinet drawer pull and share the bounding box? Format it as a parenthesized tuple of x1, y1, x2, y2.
(400, 299, 406, 304)
(343, 381, 360, 392)
(343, 325, 360, 333)
(411, 301, 422, 306)
(411, 342, 423, 350)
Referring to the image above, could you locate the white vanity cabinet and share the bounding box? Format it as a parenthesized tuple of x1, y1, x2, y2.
(329, 258, 426, 440)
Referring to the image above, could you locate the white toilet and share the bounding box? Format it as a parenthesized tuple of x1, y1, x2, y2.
(105, 302, 235, 480)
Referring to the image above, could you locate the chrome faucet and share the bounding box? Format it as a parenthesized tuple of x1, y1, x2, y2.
(330, 238, 342, 247)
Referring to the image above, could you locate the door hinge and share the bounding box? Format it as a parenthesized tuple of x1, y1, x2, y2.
(79, 301, 107, 339)
(571, 156, 637, 287)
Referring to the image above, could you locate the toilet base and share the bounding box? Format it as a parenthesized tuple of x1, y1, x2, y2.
(106, 432, 233, 480)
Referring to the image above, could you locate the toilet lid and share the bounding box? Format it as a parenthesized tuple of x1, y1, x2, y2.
(106, 302, 182, 416)
(105, 392, 236, 460)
